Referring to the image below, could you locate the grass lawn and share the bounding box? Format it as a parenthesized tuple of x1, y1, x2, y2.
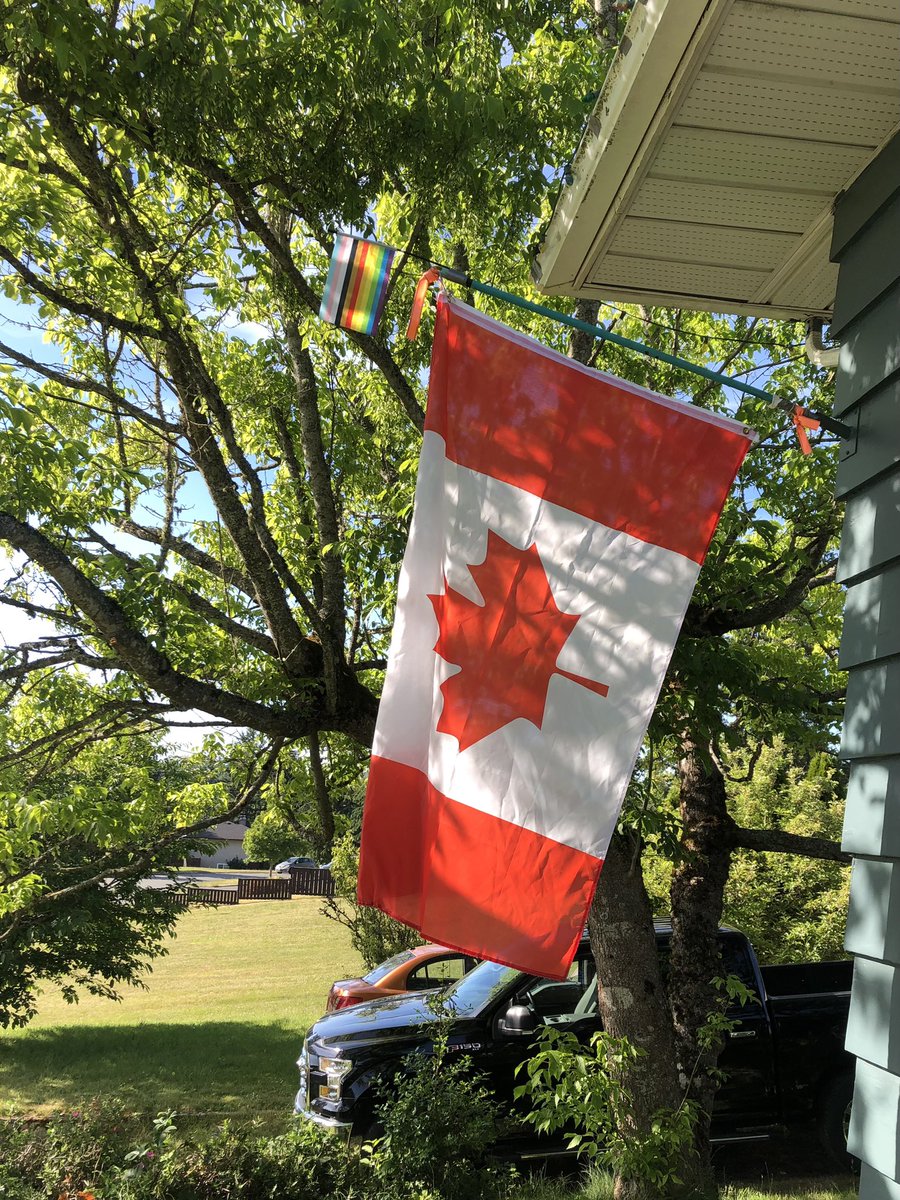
(515, 1177, 855, 1200)
(0, 898, 361, 1128)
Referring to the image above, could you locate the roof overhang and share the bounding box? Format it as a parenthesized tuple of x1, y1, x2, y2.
(533, 0, 900, 320)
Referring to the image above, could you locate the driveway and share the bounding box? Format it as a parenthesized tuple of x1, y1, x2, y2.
(141, 869, 279, 889)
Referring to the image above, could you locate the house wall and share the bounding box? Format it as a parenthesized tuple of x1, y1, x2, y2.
(196, 840, 245, 867)
(832, 132, 900, 1199)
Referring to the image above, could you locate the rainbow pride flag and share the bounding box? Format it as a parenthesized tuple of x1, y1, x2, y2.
(319, 235, 396, 336)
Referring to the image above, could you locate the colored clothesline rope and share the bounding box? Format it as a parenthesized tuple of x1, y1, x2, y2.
(406, 265, 851, 454)
(394, 247, 805, 352)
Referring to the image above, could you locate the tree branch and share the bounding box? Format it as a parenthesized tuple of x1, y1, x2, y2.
(209, 170, 425, 430)
(84, 528, 279, 658)
(0, 338, 180, 434)
(0, 244, 160, 341)
(280, 311, 347, 706)
(685, 525, 835, 638)
(117, 519, 257, 598)
(9, 739, 284, 914)
(731, 824, 851, 865)
(0, 510, 320, 738)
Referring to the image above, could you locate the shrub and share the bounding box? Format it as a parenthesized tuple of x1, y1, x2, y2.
(39, 1101, 144, 1196)
(514, 1028, 698, 1192)
(369, 1030, 514, 1200)
(158, 1120, 370, 1200)
(0, 1073, 513, 1200)
(0, 1118, 45, 1200)
(321, 832, 421, 968)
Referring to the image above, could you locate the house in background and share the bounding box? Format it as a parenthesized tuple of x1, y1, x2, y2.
(533, 2, 899, 1195)
(189, 819, 248, 867)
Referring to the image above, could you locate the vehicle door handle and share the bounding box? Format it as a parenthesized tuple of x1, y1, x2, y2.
(728, 1030, 757, 1039)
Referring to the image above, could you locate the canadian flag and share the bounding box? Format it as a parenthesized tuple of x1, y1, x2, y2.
(358, 296, 755, 978)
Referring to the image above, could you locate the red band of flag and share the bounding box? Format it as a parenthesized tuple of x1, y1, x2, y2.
(359, 757, 601, 978)
(427, 298, 751, 564)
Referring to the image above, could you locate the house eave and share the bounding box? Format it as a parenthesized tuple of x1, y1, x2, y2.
(534, 0, 900, 321)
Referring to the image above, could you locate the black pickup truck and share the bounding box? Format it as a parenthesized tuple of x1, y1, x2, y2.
(294, 922, 853, 1162)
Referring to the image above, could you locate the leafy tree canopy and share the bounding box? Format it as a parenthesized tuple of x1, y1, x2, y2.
(243, 809, 308, 867)
(0, 12, 849, 1166)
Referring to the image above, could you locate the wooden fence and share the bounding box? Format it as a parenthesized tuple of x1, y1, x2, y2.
(288, 867, 335, 897)
(172, 886, 239, 906)
(237, 876, 292, 900)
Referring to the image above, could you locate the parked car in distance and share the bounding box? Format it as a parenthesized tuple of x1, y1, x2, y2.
(275, 856, 318, 872)
(326, 944, 480, 1012)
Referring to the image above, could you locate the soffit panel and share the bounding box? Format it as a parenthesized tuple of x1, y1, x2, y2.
(780, 0, 900, 16)
(652, 128, 871, 194)
(709, 3, 899, 92)
(631, 178, 827, 234)
(771, 256, 838, 315)
(680, 73, 895, 146)
(610, 217, 800, 272)
(593, 255, 770, 303)
(534, 0, 900, 317)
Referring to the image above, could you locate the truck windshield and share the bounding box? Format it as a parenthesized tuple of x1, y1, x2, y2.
(441, 959, 522, 1016)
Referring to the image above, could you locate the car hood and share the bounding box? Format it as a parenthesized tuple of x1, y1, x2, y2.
(309, 991, 474, 1048)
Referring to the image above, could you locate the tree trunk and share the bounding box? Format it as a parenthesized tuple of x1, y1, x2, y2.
(588, 833, 686, 1200)
(307, 729, 335, 853)
(667, 739, 733, 1196)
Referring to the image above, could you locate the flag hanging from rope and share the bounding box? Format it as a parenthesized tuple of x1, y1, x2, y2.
(358, 295, 755, 979)
(319, 234, 395, 335)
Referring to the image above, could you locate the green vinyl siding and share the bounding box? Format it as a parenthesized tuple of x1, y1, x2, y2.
(844, 759, 900, 860)
(834, 131, 900, 1199)
(840, 563, 900, 669)
(833, 283, 900, 418)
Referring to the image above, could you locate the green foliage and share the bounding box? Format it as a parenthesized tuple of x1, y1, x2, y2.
(0, 1103, 370, 1200)
(323, 830, 422, 968)
(156, 1119, 370, 1200)
(514, 1027, 699, 1190)
(0, 1078, 507, 1200)
(368, 1031, 512, 1200)
(0, 682, 276, 1027)
(695, 976, 759, 1089)
(37, 1101, 146, 1195)
(722, 743, 850, 964)
(0, 844, 181, 1029)
(641, 740, 850, 964)
(242, 809, 307, 867)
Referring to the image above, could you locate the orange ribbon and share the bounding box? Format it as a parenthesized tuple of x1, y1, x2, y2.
(406, 267, 440, 340)
(791, 405, 820, 455)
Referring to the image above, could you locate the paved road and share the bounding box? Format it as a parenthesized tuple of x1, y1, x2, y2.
(141, 869, 281, 889)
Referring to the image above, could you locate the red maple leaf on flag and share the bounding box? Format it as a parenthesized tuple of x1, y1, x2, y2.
(428, 530, 609, 751)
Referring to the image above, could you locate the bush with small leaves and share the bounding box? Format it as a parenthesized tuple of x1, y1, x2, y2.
(368, 1029, 514, 1200)
(515, 1028, 699, 1192)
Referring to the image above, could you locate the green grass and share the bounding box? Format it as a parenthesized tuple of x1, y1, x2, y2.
(0, 898, 361, 1127)
(512, 1172, 856, 1200)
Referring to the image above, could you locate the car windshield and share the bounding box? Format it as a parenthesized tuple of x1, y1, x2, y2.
(440, 959, 522, 1017)
(362, 950, 416, 985)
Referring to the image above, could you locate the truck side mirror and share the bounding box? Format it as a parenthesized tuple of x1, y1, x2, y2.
(498, 1004, 536, 1038)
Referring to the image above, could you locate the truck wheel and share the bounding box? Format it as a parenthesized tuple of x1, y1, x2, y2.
(818, 1071, 858, 1172)
(360, 1117, 384, 1146)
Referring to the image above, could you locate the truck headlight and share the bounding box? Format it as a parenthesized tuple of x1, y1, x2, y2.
(318, 1055, 352, 1102)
